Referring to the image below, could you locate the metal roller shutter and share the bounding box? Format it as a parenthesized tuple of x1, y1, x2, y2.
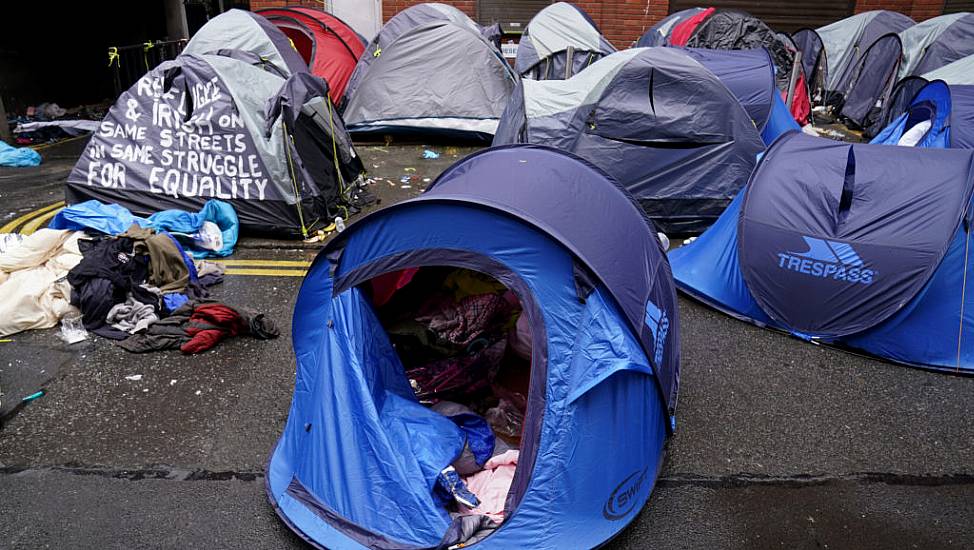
(668, 0, 855, 32)
(944, 0, 974, 14)
(477, 0, 552, 27)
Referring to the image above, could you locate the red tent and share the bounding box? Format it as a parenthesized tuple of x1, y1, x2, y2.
(256, 7, 366, 103)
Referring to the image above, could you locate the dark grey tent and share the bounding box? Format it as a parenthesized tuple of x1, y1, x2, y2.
(636, 8, 705, 47)
(879, 75, 930, 132)
(514, 2, 615, 80)
(682, 9, 810, 124)
(815, 10, 914, 102)
(897, 12, 974, 79)
(493, 47, 765, 234)
(838, 33, 905, 132)
(340, 3, 516, 139)
(791, 28, 826, 102)
(872, 53, 974, 135)
(66, 52, 362, 237)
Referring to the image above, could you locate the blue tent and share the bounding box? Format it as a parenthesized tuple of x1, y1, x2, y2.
(670, 131, 974, 373)
(267, 145, 680, 549)
(872, 80, 974, 149)
(493, 47, 792, 234)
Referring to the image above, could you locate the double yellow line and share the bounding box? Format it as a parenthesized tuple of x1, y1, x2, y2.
(3, 202, 312, 277)
(0, 201, 65, 235)
(213, 259, 311, 277)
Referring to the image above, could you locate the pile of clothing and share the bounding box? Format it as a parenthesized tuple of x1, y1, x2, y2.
(0, 229, 83, 336)
(8, 101, 108, 146)
(430, 400, 520, 542)
(63, 224, 278, 353)
(0, 199, 279, 354)
(374, 268, 534, 545)
(379, 269, 531, 403)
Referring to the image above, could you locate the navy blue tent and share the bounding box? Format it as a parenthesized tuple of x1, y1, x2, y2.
(493, 47, 783, 234)
(872, 80, 974, 149)
(670, 131, 974, 373)
(268, 145, 680, 549)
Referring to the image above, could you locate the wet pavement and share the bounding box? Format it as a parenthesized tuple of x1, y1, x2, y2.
(1, 139, 972, 549)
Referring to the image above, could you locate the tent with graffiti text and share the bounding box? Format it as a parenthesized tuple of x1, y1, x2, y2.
(669, 132, 974, 373)
(66, 51, 363, 237)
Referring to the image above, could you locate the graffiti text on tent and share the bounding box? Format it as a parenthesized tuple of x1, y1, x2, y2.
(147, 168, 268, 201)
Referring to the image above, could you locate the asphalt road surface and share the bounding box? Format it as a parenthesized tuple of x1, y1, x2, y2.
(1, 139, 971, 549)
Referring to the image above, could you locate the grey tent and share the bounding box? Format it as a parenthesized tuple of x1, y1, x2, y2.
(923, 54, 974, 85)
(493, 47, 764, 234)
(340, 3, 516, 139)
(514, 2, 615, 80)
(898, 12, 974, 79)
(182, 9, 308, 77)
(817, 10, 914, 93)
(66, 52, 362, 237)
(341, 2, 481, 103)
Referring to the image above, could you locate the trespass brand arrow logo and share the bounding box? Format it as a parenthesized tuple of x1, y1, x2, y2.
(777, 236, 876, 285)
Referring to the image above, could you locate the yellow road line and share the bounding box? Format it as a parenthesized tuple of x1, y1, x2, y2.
(20, 207, 63, 235)
(31, 134, 90, 151)
(224, 268, 308, 277)
(215, 259, 312, 267)
(0, 201, 65, 234)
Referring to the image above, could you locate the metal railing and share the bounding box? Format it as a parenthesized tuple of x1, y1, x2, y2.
(109, 39, 188, 96)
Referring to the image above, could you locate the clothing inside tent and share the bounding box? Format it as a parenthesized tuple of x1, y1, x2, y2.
(363, 265, 534, 537)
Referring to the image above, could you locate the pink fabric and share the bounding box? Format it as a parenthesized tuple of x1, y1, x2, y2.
(460, 450, 519, 522)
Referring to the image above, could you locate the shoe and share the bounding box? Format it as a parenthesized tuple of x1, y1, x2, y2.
(437, 466, 480, 508)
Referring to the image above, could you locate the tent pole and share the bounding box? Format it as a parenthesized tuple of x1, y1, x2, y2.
(785, 50, 802, 113)
(0, 96, 10, 144)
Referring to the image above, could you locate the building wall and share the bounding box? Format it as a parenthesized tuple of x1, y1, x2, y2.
(251, 1, 948, 48)
(855, 0, 945, 20)
(250, 0, 323, 10)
